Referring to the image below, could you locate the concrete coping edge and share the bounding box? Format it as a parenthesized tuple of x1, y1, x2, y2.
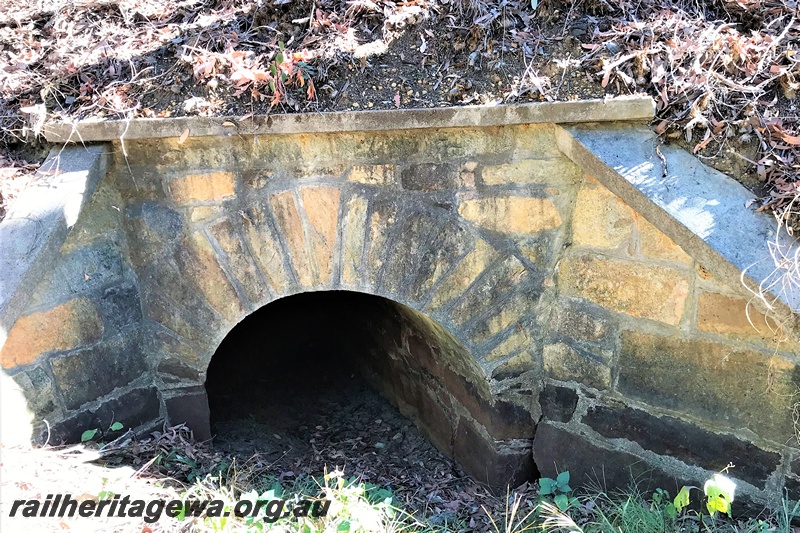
(42, 96, 655, 143)
(0, 144, 110, 345)
(555, 123, 800, 324)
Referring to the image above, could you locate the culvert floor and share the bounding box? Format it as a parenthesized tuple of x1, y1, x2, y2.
(209, 364, 506, 526)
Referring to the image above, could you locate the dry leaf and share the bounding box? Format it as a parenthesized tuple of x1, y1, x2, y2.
(178, 129, 190, 144)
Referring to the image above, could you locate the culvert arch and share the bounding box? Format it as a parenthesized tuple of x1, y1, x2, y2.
(202, 290, 536, 488)
(3, 101, 799, 504)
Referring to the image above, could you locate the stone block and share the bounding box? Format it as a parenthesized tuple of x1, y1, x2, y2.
(240, 203, 291, 294)
(341, 195, 369, 287)
(61, 177, 124, 252)
(482, 158, 580, 186)
(51, 333, 147, 410)
(485, 328, 530, 361)
(407, 220, 472, 303)
(269, 191, 314, 287)
(44, 387, 160, 444)
(458, 196, 562, 234)
(348, 164, 396, 185)
(533, 422, 689, 494)
(381, 211, 438, 297)
(292, 162, 347, 179)
(559, 253, 689, 325)
(169, 171, 235, 205)
(28, 239, 127, 310)
(635, 214, 692, 263)
(96, 284, 143, 335)
(158, 357, 202, 384)
(697, 291, 777, 338)
(548, 299, 612, 343)
(427, 239, 498, 311)
(300, 186, 340, 286)
(392, 372, 454, 455)
(449, 254, 532, 326)
(539, 384, 578, 423)
(147, 324, 208, 368)
(543, 342, 611, 389)
(439, 365, 535, 441)
(572, 178, 634, 249)
(459, 162, 477, 188)
(453, 417, 535, 490)
(401, 163, 460, 191)
(142, 294, 213, 354)
(490, 352, 533, 380)
(365, 199, 400, 287)
(1, 298, 103, 369)
(175, 231, 244, 322)
(467, 292, 532, 345)
(165, 387, 212, 441)
(584, 404, 781, 488)
(190, 205, 220, 222)
(124, 201, 184, 269)
(619, 331, 799, 444)
(140, 260, 222, 350)
(209, 218, 268, 305)
(12, 365, 60, 419)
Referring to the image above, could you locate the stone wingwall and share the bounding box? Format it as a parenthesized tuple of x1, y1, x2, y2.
(0, 121, 797, 508)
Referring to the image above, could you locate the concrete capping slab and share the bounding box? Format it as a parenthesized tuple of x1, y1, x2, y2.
(42, 97, 655, 143)
(0, 144, 111, 346)
(555, 123, 800, 317)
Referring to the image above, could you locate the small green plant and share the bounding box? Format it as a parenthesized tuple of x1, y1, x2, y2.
(703, 473, 736, 518)
(539, 471, 579, 511)
(650, 487, 678, 518)
(80, 421, 124, 443)
(671, 473, 736, 519)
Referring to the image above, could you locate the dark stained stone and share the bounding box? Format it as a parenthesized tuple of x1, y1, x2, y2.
(454, 416, 536, 490)
(51, 333, 147, 410)
(96, 284, 142, 335)
(584, 405, 781, 489)
(165, 387, 211, 441)
(401, 163, 459, 191)
(539, 384, 578, 423)
(42, 387, 160, 444)
(157, 357, 201, 383)
(13, 365, 59, 418)
(618, 332, 798, 445)
(533, 421, 689, 494)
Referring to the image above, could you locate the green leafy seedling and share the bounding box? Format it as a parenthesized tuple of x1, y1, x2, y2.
(539, 471, 577, 511)
(81, 429, 99, 442)
(652, 488, 678, 518)
(704, 474, 735, 517)
(673, 485, 691, 514)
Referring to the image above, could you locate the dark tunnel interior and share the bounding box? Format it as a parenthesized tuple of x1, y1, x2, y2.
(203, 290, 535, 489)
(204, 291, 460, 477)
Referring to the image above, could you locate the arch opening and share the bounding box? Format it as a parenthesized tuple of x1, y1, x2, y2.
(204, 291, 536, 489)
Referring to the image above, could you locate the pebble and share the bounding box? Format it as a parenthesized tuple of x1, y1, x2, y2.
(374, 442, 385, 449)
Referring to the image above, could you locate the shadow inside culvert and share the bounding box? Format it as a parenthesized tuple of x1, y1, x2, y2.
(204, 291, 464, 484)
